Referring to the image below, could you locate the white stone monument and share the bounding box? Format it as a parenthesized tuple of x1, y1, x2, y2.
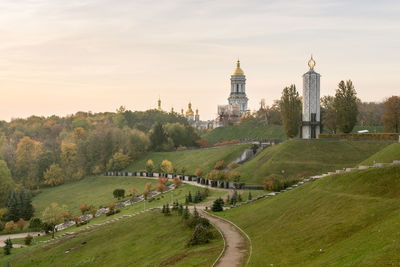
(301, 56, 321, 139)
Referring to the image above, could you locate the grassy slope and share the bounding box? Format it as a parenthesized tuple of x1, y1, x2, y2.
(236, 140, 390, 185)
(203, 124, 285, 145)
(358, 143, 400, 166)
(126, 144, 250, 174)
(202, 125, 384, 146)
(0, 211, 223, 267)
(216, 165, 400, 266)
(33, 177, 159, 216)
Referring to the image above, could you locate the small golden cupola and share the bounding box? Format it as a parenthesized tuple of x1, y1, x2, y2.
(181, 108, 184, 116)
(186, 102, 194, 116)
(157, 98, 162, 110)
(232, 60, 244, 76)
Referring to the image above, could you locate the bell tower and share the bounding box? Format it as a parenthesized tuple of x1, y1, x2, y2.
(228, 60, 248, 115)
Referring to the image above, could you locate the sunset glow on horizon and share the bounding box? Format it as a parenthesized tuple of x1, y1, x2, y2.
(1, 0, 399, 121)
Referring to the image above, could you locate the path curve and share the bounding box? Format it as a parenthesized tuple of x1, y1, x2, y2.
(0, 232, 42, 247)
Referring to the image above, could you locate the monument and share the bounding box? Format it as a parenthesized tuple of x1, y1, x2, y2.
(301, 56, 321, 139)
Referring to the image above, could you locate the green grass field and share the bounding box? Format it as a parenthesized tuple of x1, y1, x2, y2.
(0, 211, 223, 267)
(236, 139, 391, 185)
(215, 165, 400, 266)
(126, 144, 250, 175)
(358, 143, 400, 166)
(203, 124, 286, 145)
(33, 177, 159, 217)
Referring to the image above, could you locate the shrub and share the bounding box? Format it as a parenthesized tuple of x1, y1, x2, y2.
(113, 189, 125, 200)
(24, 234, 33, 245)
(16, 218, 26, 230)
(145, 159, 154, 173)
(4, 221, 16, 233)
(79, 203, 89, 215)
(187, 224, 213, 246)
(195, 168, 203, 177)
(196, 138, 209, 148)
(229, 171, 241, 182)
(89, 206, 98, 218)
(157, 182, 166, 192)
(214, 160, 226, 170)
(28, 218, 42, 231)
(108, 202, 116, 212)
(263, 174, 299, 191)
(73, 216, 81, 226)
(160, 160, 173, 173)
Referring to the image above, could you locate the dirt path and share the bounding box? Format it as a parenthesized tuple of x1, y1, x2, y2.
(0, 232, 42, 247)
(200, 209, 248, 267)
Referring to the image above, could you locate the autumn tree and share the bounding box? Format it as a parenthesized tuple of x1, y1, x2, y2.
(173, 177, 182, 188)
(280, 85, 302, 138)
(150, 122, 168, 151)
(42, 203, 70, 238)
(143, 182, 153, 200)
(157, 182, 166, 192)
(15, 136, 42, 188)
(382, 96, 400, 132)
(107, 150, 131, 172)
(61, 141, 79, 180)
(195, 168, 203, 177)
(127, 129, 150, 160)
(129, 187, 138, 200)
(334, 80, 359, 133)
(160, 160, 173, 174)
(79, 203, 89, 215)
(145, 159, 154, 173)
(43, 164, 65, 187)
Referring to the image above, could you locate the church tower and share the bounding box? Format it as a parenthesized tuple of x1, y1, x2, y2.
(228, 60, 248, 115)
(301, 56, 321, 139)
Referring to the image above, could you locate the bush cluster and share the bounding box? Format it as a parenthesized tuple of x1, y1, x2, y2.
(263, 174, 300, 191)
(213, 139, 240, 147)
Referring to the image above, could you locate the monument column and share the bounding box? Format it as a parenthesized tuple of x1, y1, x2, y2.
(301, 56, 321, 139)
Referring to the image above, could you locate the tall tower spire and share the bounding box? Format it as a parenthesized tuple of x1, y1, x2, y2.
(157, 97, 161, 111)
(301, 55, 321, 139)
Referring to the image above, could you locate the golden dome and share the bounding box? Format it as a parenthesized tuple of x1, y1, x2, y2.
(186, 102, 194, 116)
(195, 108, 199, 117)
(232, 60, 244, 75)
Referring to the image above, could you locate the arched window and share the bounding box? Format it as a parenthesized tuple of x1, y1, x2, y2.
(236, 84, 239, 92)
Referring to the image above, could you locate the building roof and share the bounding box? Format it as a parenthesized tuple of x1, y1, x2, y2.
(232, 60, 244, 76)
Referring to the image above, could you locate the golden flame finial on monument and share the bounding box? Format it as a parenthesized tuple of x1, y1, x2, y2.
(308, 55, 316, 70)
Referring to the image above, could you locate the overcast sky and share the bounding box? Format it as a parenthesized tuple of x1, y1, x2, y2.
(0, 0, 399, 121)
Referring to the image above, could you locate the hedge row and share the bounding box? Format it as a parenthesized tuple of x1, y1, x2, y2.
(318, 133, 400, 141)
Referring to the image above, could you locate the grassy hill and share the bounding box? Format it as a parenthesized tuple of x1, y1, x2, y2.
(126, 144, 250, 175)
(33, 176, 159, 216)
(202, 125, 384, 146)
(0, 211, 223, 266)
(215, 165, 400, 266)
(358, 143, 400, 166)
(236, 140, 390, 185)
(203, 124, 285, 145)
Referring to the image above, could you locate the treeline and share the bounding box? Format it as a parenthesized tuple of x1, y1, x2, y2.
(238, 83, 399, 136)
(0, 108, 201, 199)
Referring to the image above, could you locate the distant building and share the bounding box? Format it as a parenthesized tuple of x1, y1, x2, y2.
(214, 60, 249, 128)
(301, 56, 321, 139)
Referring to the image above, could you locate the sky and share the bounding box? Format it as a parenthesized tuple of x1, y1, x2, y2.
(0, 0, 399, 121)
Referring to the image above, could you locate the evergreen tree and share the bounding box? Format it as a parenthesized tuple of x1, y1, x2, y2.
(248, 191, 252, 201)
(3, 238, 12, 255)
(5, 190, 18, 222)
(162, 204, 166, 213)
(149, 122, 168, 151)
(211, 198, 224, 212)
(182, 205, 190, 220)
(21, 189, 34, 220)
(334, 80, 359, 133)
(165, 203, 170, 216)
(178, 204, 184, 216)
(280, 84, 302, 138)
(188, 191, 193, 203)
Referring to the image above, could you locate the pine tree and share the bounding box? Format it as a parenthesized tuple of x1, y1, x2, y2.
(21, 189, 34, 220)
(165, 203, 170, 216)
(5, 190, 18, 222)
(3, 238, 12, 255)
(334, 80, 359, 133)
(178, 204, 183, 216)
(182, 205, 190, 220)
(211, 198, 224, 212)
(188, 191, 193, 203)
(193, 207, 199, 219)
(248, 191, 252, 200)
(280, 84, 302, 138)
(162, 204, 166, 213)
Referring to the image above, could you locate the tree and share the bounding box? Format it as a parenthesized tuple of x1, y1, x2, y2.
(113, 189, 125, 200)
(15, 136, 42, 188)
(149, 122, 168, 151)
(16, 218, 26, 230)
(382, 96, 400, 132)
(3, 238, 12, 255)
(173, 177, 182, 188)
(321, 96, 337, 133)
(195, 168, 203, 177)
(4, 221, 16, 233)
(42, 203, 69, 239)
(180, 166, 186, 176)
(143, 182, 152, 200)
(145, 159, 154, 173)
(211, 198, 224, 212)
(128, 187, 138, 200)
(164, 122, 187, 148)
(127, 129, 150, 160)
(160, 160, 173, 174)
(107, 151, 131, 172)
(61, 141, 79, 180)
(0, 160, 14, 206)
(43, 164, 65, 187)
(89, 206, 98, 218)
(157, 182, 166, 192)
(214, 160, 226, 170)
(280, 84, 302, 138)
(5, 187, 34, 222)
(334, 80, 359, 133)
